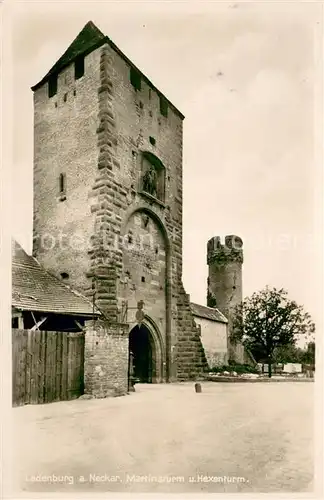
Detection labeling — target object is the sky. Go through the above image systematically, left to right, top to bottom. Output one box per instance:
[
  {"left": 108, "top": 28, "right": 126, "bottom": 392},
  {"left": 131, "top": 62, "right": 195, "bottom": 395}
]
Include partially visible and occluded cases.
[{"left": 7, "top": 1, "right": 323, "bottom": 337}]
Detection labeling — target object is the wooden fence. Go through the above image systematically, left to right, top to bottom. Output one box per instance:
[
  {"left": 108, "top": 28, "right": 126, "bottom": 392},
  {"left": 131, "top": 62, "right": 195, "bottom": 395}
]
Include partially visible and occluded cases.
[{"left": 12, "top": 329, "right": 85, "bottom": 406}]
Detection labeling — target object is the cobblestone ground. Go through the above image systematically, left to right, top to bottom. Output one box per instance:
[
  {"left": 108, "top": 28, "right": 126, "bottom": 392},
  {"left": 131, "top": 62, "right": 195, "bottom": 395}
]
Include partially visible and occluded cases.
[{"left": 12, "top": 382, "right": 314, "bottom": 494}]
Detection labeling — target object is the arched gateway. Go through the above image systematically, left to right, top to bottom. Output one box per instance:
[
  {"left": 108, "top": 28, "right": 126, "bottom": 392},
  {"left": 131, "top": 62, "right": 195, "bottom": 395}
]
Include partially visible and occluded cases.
[
  {"left": 121, "top": 207, "right": 169, "bottom": 384},
  {"left": 128, "top": 319, "right": 164, "bottom": 384}
]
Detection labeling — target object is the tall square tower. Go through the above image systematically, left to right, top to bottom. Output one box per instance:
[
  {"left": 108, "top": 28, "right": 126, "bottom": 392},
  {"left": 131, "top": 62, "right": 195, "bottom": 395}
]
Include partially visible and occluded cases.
[{"left": 32, "top": 21, "right": 207, "bottom": 384}]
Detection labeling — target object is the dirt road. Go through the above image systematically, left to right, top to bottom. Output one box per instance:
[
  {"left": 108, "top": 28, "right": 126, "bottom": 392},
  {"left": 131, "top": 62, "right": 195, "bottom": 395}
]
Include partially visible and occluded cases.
[{"left": 12, "top": 381, "right": 314, "bottom": 494}]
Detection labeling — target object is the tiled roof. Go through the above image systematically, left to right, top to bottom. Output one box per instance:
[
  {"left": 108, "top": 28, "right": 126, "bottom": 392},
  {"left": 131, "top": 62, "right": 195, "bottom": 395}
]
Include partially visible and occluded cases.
[
  {"left": 31, "top": 21, "right": 184, "bottom": 119},
  {"left": 12, "top": 240, "right": 100, "bottom": 317},
  {"left": 190, "top": 302, "right": 228, "bottom": 323}
]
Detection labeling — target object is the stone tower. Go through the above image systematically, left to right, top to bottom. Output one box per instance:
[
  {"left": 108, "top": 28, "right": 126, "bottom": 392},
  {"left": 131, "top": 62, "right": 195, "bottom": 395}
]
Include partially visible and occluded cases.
[
  {"left": 31, "top": 21, "right": 207, "bottom": 391},
  {"left": 207, "top": 235, "right": 244, "bottom": 363}
]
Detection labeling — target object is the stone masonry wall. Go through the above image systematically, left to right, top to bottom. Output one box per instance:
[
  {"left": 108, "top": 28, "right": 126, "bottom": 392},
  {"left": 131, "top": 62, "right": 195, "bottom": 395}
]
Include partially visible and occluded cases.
[
  {"left": 33, "top": 36, "right": 207, "bottom": 382},
  {"left": 85, "top": 42, "right": 208, "bottom": 379},
  {"left": 94, "top": 42, "right": 207, "bottom": 379},
  {"left": 103, "top": 43, "right": 181, "bottom": 377},
  {"left": 84, "top": 44, "right": 126, "bottom": 322},
  {"left": 33, "top": 47, "right": 101, "bottom": 291},
  {"left": 120, "top": 211, "right": 167, "bottom": 337},
  {"left": 207, "top": 235, "right": 244, "bottom": 363},
  {"left": 175, "top": 285, "right": 208, "bottom": 379},
  {"left": 84, "top": 320, "right": 129, "bottom": 397}
]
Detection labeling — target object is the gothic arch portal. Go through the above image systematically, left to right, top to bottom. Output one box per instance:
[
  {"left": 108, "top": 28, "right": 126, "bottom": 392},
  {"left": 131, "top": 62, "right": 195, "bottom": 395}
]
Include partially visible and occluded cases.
[
  {"left": 120, "top": 205, "right": 172, "bottom": 381},
  {"left": 129, "top": 316, "right": 164, "bottom": 383}
]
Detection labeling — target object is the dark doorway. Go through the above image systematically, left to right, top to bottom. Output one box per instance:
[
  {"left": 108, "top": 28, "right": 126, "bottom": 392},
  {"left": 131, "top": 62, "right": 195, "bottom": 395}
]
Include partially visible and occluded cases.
[{"left": 129, "top": 324, "right": 154, "bottom": 383}]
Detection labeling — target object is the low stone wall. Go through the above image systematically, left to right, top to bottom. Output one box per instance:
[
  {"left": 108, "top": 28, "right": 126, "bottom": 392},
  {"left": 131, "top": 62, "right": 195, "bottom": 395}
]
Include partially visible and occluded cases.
[
  {"left": 84, "top": 320, "right": 129, "bottom": 397},
  {"left": 204, "top": 375, "right": 314, "bottom": 383}
]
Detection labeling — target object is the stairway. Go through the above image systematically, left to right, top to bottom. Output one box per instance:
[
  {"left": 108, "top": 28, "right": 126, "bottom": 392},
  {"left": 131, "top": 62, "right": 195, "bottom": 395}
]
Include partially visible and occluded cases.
[{"left": 175, "top": 283, "right": 209, "bottom": 380}]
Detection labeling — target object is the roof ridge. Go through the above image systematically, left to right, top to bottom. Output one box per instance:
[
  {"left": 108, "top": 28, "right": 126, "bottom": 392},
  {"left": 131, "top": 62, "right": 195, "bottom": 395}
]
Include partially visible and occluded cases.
[
  {"left": 31, "top": 20, "right": 106, "bottom": 91},
  {"left": 31, "top": 21, "right": 184, "bottom": 119},
  {"left": 190, "top": 301, "right": 228, "bottom": 323},
  {"left": 190, "top": 301, "right": 223, "bottom": 312},
  {"left": 191, "top": 301, "right": 216, "bottom": 310}
]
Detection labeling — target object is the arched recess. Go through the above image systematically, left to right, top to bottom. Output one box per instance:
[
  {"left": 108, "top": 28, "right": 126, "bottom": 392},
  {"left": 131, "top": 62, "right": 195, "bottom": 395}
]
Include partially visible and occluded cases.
[
  {"left": 140, "top": 151, "right": 166, "bottom": 202},
  {"left": 120, "top": 205, "right": 172, "bottom": 382},
  {"left": 120, "top": 205, "right": 171, "bottom": 253},
  {"left": 128, "top": 316, "right": 165, "bottom": 383}
]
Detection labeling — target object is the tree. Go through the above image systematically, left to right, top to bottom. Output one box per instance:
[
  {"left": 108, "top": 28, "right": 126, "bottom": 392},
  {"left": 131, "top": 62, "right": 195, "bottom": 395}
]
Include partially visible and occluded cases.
[
  {"left": 231, "top": 287, "right": 314, "bottom": 377},
  {"left": 273, "top": 341, "right": 316, "bottom": 366},
  {"left": 302, "top": 341, "right": 315, "bottom": 366},
  {"left": 273, "top": 344, "right": 305, "bottom": 364}
]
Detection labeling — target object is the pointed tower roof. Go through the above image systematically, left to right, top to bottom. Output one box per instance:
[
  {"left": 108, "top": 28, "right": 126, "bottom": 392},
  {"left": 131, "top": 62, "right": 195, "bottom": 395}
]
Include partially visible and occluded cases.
[
  {"left": 31, "top": 21, "right": 106, "bottom": 90},
  {"left": 32, "top": 21, "right": 184, "bottom": 119}
]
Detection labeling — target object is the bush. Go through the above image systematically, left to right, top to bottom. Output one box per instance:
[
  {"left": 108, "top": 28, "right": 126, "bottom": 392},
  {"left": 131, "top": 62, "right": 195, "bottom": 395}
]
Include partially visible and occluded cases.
[{"left": 208, "top": 363, "right": 259, "bottom": 374}]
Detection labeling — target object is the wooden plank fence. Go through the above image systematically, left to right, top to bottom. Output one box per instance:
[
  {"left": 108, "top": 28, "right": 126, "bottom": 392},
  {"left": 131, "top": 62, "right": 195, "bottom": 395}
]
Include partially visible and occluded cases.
[{"left": 12, "top": 329, "right": 85, "bottom": 406}]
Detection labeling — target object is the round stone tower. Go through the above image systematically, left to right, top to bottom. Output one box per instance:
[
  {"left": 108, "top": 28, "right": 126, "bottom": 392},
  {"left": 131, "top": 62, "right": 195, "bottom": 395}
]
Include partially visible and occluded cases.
[{"left": 207, "top": 235, "right": 244, "bottom": 363}]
